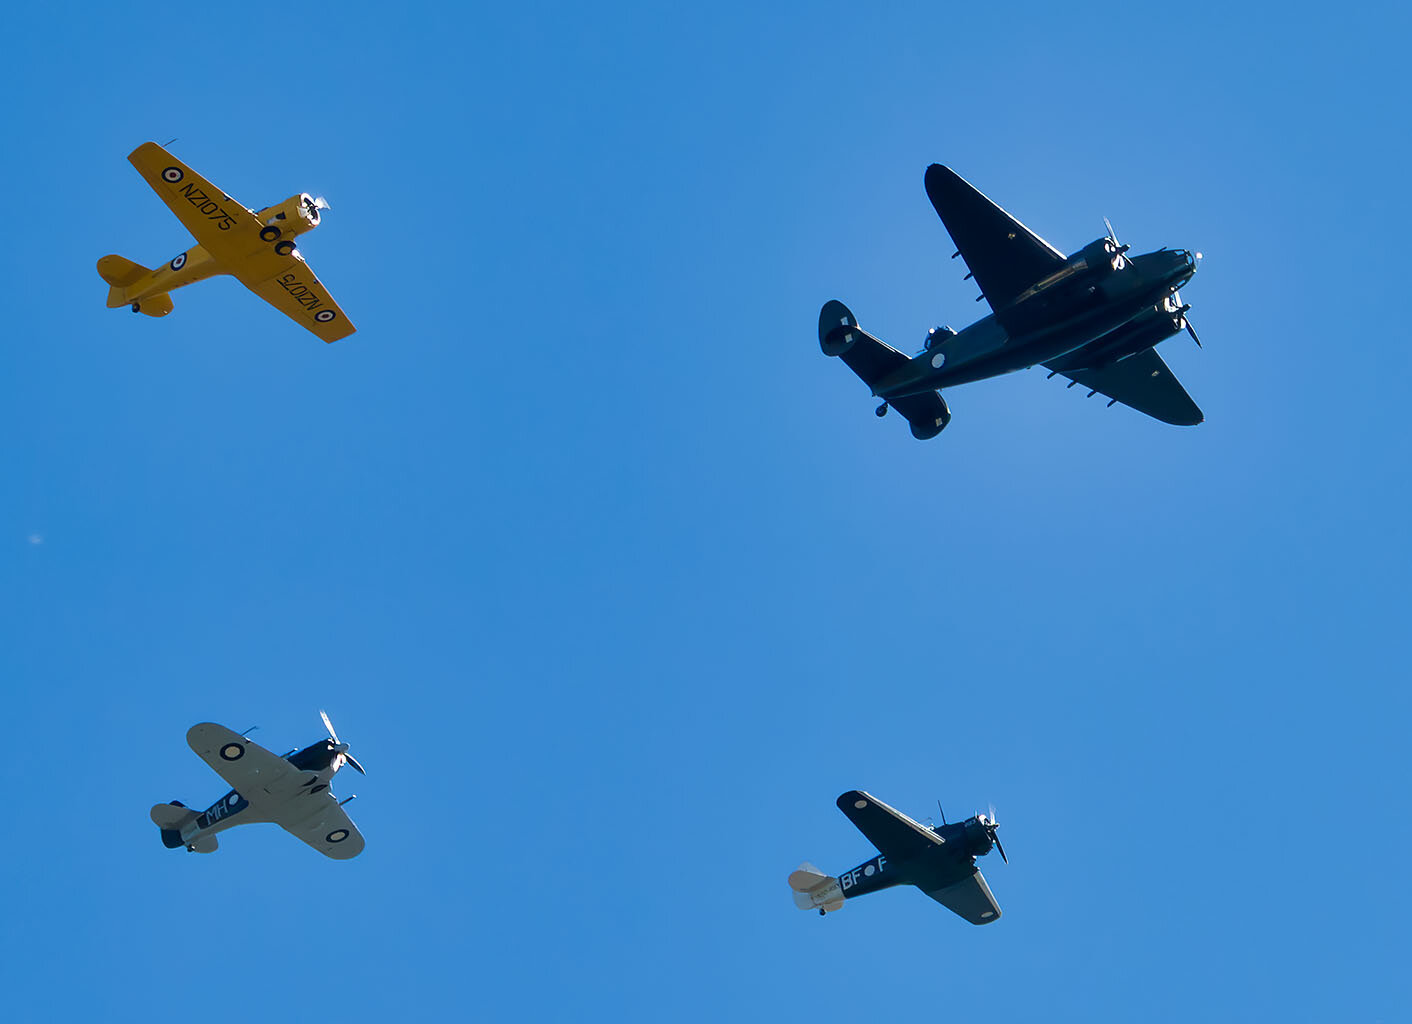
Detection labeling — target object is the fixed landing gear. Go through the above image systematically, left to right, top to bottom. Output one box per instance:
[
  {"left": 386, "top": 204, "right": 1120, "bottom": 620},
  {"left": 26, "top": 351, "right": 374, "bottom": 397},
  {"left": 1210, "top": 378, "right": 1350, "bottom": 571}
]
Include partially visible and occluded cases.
[
  {"left": 130, "top": 303, "right": 141, "bottom": 313},
  {"left": 875, "top": 402, "right": 889, "bottom": 418},
  {"left": 818, "top": 908, "right": 826, "bottom": 917}
]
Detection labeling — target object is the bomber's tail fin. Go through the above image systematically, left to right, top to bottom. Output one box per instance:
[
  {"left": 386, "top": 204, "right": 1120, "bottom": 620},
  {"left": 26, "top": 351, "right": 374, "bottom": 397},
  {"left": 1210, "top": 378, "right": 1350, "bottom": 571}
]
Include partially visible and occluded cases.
[
  {"left": 818, "top": 300, "right": 951, "bottom": 440},
  {"left": 150, "top": 801, "right": 199, "bottom": 850},
  {"left": 788, "top": 862, "right": 845, "bottom": 914}
]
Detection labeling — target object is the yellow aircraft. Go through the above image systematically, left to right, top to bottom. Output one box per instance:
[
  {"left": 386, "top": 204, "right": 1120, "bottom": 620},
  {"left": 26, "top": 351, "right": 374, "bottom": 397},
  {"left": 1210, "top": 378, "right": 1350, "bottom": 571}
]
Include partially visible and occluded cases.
[{"left": 97, "top": 142, "right": 355, "bottom": 342}]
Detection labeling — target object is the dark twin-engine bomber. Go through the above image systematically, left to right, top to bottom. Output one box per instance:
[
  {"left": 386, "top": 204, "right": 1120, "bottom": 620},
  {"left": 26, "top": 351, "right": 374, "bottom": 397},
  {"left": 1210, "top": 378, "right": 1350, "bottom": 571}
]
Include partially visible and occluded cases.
[{"left": 820, "top": 164, "right": 1205, "bottom": 439}]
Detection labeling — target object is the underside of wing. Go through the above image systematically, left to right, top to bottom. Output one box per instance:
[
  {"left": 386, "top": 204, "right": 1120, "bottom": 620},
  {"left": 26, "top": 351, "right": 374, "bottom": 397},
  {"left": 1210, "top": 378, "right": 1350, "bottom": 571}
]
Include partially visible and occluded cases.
[
  {"left": 128, "top": 142, "right": 267, "bottom": 264},
  {"left": 924, "top": 165, "right": 1065, "bottom": 319},
  {"left": 242, "top": 259, "right": 356, "bottom": 342},
  {"left": 1045, "top": 347, "right": 1203, "bottom": 425},
  {"left": 186, "top": 724, "right": 297, "bottom": 799},
  {"left": 836, "top": 791, "right": 942, "bottom": 861},
  {"left": 275, "top": 795, "right": 365, "bottom": 860},
  {"left": 923, "top": 868, "right": 1002, "bottom": 925}
]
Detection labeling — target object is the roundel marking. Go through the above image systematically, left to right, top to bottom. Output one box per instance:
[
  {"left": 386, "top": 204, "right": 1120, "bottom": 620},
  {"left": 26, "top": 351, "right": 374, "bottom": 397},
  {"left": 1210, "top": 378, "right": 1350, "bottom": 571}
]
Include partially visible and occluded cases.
[
  {"left": 162, "top": 166, "right": 184, "bottom": 184},
  {"left": 170, "top": 253, "right": 187, "bottom": 271},
  {"left": 314, "top": 310, "right": 337, "bottom": 323},
  {"left": 931, "top": 352, "right": 946, "bottom": 369},
  {"left": 219, "top": 742, "right": 245, "bottom": 761},
  {"left": 226, "top": 792, "right": 240, "bottom": 807},
  {"left": 854, "top": 799, "right": 867, "bottom": 809},
  {"left": 326, "top": 829, "right": 349, "bottom": 843},
  {"left": 863, "top": 864, "right": 875, "bottom": 877},
  {"left": 980, "top": 910, "right": 995, "bottom": 919}
]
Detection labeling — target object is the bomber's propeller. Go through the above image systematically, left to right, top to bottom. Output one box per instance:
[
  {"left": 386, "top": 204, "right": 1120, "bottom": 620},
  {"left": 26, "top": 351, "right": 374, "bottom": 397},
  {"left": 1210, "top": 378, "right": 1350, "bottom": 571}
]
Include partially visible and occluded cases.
[
  {"left": 1102, "top": 217, "right": 1131, "bottom": 268},
  {"left": 1166, "top": 292, "right": 1202, "bottom": 348},
  {"left": 318, "top": 709, "right": 366, "bottom": 775},
  {"left": 980, "top": 805, "right": 1007, "bottom": 864}
]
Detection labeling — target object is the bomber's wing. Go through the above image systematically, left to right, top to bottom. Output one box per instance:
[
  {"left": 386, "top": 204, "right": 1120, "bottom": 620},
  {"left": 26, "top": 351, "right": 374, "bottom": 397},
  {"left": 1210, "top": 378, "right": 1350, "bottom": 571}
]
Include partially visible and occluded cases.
[
  {"left": 128, "top": 142, "right": 268, "bottom": 264},
  {"left": 924, "top": 164, "right": 1065, "bottom": 321},
  {"left": 242, "top": 261, "right": 356, "bottom": 342},
  {"left": 1045, "top": 347, "right": 1203, "bottom": 425},
  {"left": 187, "top": 723, "right": 300, "bottom": 798},
  {"left": 836, "top": 790, "right": 943, "bottom": 860},
  {"left": 273, "top": 793, "right": 365, "bottom": 860},
  {"left": 923, "top": 868, "right": 1002, "bottom": 925}
]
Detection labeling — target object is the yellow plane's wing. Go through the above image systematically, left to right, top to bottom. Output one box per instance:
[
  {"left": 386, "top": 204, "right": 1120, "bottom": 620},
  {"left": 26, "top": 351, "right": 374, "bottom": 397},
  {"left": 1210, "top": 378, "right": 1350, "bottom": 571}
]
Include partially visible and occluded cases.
[
  {"left": 127, "top": 142, "right": 267, "bottom": 264},
  {"left": 242, "top": 260, "right": 356, "bottom": 343}
]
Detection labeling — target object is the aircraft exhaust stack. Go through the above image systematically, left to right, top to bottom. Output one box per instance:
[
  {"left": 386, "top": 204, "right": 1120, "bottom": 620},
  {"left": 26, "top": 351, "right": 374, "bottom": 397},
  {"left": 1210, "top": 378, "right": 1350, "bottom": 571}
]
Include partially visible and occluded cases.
[{"left": 788, "top": 862, "right": 845, "bottom": 915}]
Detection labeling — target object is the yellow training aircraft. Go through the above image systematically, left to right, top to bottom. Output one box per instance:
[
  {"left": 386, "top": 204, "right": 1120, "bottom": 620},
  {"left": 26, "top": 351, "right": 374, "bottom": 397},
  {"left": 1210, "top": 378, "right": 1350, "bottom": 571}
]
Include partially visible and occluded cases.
[{"left": 97, "top": 142, "right": 355, "bottom": 342}]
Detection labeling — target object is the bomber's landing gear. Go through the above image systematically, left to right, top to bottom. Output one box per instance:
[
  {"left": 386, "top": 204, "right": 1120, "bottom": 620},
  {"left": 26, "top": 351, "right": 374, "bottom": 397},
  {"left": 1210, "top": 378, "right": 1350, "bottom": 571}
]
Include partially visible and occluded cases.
[
  {"left": 130, "top": 303, "right": 141, "bottom": 314},
  {"left": 875, "top": 402, "right": 889, "bottom": 418}
]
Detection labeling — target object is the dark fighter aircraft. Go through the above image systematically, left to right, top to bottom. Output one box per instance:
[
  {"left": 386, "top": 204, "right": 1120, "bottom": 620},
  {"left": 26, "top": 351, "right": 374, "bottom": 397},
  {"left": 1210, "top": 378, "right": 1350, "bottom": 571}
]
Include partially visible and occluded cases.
[
  {"left": 819, "top": 164, "right": 1205, "bottom": 439},
  {"left": 790, "top": 790, "right": 1007, "bottom": 924}
]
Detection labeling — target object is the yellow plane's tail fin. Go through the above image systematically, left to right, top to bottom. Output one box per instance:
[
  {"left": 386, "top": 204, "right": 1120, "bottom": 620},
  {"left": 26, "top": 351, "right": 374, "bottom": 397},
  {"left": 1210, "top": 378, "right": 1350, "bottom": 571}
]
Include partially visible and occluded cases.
[{"left": 97, "top": 254, "right": 153, "bottom": 308}]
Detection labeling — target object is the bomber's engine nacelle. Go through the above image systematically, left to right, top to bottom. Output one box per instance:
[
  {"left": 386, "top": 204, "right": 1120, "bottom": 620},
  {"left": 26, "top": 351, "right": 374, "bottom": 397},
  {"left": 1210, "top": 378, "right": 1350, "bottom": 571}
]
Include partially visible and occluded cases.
[
  {"left": 255, "top": 194, "right": 324, "bottom": 243},
  {"left": 1073, "top": 236, "right": 1128, "bottom": 274}
]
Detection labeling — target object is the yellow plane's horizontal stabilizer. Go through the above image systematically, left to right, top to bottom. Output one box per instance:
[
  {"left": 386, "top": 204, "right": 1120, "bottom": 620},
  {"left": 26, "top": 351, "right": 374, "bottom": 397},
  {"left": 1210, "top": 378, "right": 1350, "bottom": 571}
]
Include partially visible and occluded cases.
[{"left": 97, "top": 254, "right": 152, "bottom": 307}]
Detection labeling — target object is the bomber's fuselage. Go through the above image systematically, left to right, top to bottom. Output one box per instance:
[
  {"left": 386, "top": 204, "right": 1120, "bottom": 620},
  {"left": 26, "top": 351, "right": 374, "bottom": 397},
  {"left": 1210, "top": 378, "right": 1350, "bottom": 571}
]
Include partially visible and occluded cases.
[{"left": 874, "top": 248, "right": 1197, "bottom": 400}]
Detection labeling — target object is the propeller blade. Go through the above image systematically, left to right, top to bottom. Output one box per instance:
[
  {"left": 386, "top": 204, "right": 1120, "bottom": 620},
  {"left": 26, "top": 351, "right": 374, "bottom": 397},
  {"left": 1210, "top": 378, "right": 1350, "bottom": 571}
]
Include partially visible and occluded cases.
[
  {"left": 313, "top": 195, "right": 330, "bottom": 211},
  {"left": 1186, "top": 320, "right": 1203, "bottom": 348},
  {"left": 319, "top": 709, "right": 339, "bottom": 744},
  {"left": 344, "top": 753, "right": 366, "bottom": 776},
  {"left": 993, "top": 833, "right": 1008, "bottom": 865}
]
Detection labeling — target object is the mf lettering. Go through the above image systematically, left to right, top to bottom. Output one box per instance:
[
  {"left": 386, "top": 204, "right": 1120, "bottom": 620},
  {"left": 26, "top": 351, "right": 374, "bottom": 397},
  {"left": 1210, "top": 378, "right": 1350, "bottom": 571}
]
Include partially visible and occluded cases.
[{"left": 839, "top": 855, "right": 886, "bottom": 890}]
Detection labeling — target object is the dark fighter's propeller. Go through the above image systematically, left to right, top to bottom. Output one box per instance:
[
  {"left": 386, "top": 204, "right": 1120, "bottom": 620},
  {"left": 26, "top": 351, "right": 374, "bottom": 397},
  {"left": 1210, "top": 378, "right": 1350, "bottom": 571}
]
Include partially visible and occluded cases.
[{"left": 319, "top": 709, "right": 366, "bottom": 775}]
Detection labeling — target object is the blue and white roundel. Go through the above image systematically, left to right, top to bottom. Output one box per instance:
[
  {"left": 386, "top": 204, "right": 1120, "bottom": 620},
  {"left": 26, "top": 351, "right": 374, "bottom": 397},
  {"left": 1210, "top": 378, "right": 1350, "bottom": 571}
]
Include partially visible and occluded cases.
[{"left": 170, "top": 253, "right": 187, "bottom": 271}]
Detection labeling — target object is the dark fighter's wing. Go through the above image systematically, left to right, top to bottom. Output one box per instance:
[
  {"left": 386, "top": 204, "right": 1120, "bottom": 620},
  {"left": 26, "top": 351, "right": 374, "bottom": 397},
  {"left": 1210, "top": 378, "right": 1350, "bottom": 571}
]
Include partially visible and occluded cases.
[
  {"left": 924, "top": 164, "right": 1065, "bottom": 322},
  {"left": 1045, "top": 347, "right": 1204, "bottom": 426},
  {"left": 836, "top": 790, "right": 943, "bottom": 860},
  {"left": 923, "top": 868, "right": 1002, "bottom": 925}
]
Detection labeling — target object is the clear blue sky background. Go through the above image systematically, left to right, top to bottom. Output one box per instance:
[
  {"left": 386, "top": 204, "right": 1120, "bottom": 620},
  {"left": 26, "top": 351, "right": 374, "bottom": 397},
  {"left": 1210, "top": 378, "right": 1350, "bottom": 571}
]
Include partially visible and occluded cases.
[{"left": 2, "top": 2, "right": 1407, "bottom": 1020}]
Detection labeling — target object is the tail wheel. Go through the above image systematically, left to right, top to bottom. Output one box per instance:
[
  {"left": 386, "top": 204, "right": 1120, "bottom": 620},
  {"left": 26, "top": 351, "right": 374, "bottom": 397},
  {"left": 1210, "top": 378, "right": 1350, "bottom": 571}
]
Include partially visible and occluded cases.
[
  {"left": 259, "top": 226, "right": 282, "bottom": 242},
  {"left": 274, "top": 240, "right": 296, "bottom": 257},
  {"left": 130, "top": 303, "right": 141, "bottom": 314}
]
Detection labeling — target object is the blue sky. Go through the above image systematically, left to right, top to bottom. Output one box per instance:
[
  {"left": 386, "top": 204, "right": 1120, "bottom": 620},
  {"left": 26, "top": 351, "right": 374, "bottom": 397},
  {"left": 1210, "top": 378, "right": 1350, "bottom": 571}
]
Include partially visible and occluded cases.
[{"left": 2, "top": 2, "right": 1407, "bottom": 1020}]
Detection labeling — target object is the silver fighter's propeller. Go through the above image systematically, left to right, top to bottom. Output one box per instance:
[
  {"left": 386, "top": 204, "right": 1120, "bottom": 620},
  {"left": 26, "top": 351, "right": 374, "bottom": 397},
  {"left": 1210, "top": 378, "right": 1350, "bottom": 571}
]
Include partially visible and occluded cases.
[
  {"left": 319, "top": 709, "right": 366, "bottom": 775},
  {"left": 980, "top": 804, "right": 1007, "bottom": 864}
]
